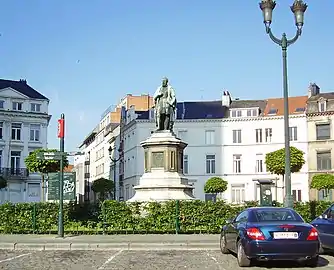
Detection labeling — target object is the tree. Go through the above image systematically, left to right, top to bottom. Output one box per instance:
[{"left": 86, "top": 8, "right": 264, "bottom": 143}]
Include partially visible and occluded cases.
[
  {"left": 265, "top": 146, "right": 305, "bottom": 179},
  {"left": 25, "top": 148, "right": 69, "bottom": 201},
  {"left": 310, "top": 174, "right": 334, "bottom": 200},
  {"left": 204, "top": 177, "right": 228, "bottom": 194},
  {"left": 91, "top": 178, "right": 114, "bottom": 201}
]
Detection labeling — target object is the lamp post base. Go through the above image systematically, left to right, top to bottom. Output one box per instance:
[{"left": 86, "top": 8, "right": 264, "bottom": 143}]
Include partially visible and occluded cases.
[{"left": 284, "top": 194, "right": 294, "bottom": 208}]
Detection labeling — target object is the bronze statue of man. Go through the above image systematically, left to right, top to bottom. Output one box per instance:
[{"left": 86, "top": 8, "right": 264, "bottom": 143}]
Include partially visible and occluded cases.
[{"left": 153, "top": 77, "right": 177, "bottom": 131}]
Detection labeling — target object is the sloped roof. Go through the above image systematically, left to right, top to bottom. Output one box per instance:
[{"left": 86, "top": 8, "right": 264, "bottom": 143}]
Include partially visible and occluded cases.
[
  {"left": 0, "top": 79, "right": 48, "bottom": 100},
  {"left": 264, "top": 96, "right": 308, "bottom": 116}
]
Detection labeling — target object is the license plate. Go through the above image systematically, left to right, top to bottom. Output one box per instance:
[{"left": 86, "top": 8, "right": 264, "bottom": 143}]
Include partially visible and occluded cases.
[{"left": 273, "top": 232, "right": 298, "bottom": 239}]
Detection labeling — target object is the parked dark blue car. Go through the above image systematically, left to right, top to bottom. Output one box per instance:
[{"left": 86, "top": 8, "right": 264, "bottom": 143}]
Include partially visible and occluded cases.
[
  {"left": 311, "top": 203, "right": 334, "bottom": 253},
  {"left": 220, "top": 207, "right": 320, "bottom": 267}
]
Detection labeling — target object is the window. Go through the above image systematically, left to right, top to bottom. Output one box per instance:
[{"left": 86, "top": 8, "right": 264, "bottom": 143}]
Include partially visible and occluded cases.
[
  {"left": 0, "top": 100, "right": 4, "bottom": 109},
  {"left": 319, "top": 101, "right": 326, "bottom": 112},
  {"left": 12, "top": 102, "right": 22, "bottom": 111},
  {"left": 31, "top": 103, "right": 41, "bottom": 112},
  {"left": 268, "top": 108, "right": 277, "bottom": 115},
  {"left": 247, "top": 109, "right": 258, "bottom": 117},
  {"left": 231, "top": 110, "right": 242, "bottom": 117},
  {"left": 0, "top": 122, "right": 3, "bottom": 139},
  {"left": 11, "top": 123, "right": 21, "bottom": 140},
  {"left": 30, "top": 124, "right": 40, "bottom": 141},
  {"left": 316, "top": 124, "right": 330, "bottom": 140},
  {"left": 289, "top": 126, "right": 298, "bottom": 141},
  {"left": 265, "top": 128, "right": 272, "bottom": 142},
  {"left": 232, "top": 129, "right": 242, "bottom": 143},
  {"left": 255, "top": 129, "right": 262, "bottom": 143},
  {"left": 178, "top": 130, "right": 187, "bottom": 140},
  {"left": 205, "top": 130, "right": 215, "bottom": 144},
  {"left": 0, "top": 150, "right": 2, "bottom": 168},
  {"left": 10, "top": 151, "right": 21, "bottom": 173},
  {"left": 317, "top": 151, "right": 331, "bottom": 171},
  {"left": 206, "top": 154, "right": 215, "bottom": 174},
  {"left": 233, "top": 154, "right": 241, "bottom": 173},
  {"left": 256, "top": 154, "right": 263, "bottom": 173},
  {"left": 183, "top": 155, "right": 188, "bottom": 174},
  {"left": 96, "top": 163, "right": 104, "bottom": 176},
  {"left": 125, "top": 185, "right": 130, "bottom": 200},
  {"left": 232, "top": 185, "right": 246, "bottom": 205},
  {"left": 292, "top": 189, "right": 302, "bottom": 202},
  {"left": 318, "top": 189, "right": 332, "bottom": 201},
  {"left": 255, "top": 209, "right": 302, "bottom": 222}
]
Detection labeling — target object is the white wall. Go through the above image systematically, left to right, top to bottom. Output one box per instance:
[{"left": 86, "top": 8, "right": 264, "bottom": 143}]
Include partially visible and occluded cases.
[
  {"left": 0, "top": 87, "right": 50, "bottom": 203},
  {"left": 222, "top": 115, "right": 309, "bottom": 203},
  {"left": 120, "top": 119, "right": 224, "bottom": 201}
]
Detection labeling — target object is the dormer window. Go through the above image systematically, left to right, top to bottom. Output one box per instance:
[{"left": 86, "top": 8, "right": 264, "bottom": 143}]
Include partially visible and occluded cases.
[
  {"left": 319, "top": 101, "right": 326, "bottom": 112},
  {"left": 268, "top": 108, "right": 278, "bottom": 115},
  {"left": 247, "top": 109, "right": 258, "bottom": 117},
  {"left": 231, "top": 110, "right": 242, "bottom": 118}
]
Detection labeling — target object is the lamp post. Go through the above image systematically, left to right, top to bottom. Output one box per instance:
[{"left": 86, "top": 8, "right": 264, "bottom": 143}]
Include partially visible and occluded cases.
[
  {"left": 259, "top": 0, "right": 307, "bottom": 208},
  {"left": 108, "top": 146, "right": 122, "bottom": 200}
]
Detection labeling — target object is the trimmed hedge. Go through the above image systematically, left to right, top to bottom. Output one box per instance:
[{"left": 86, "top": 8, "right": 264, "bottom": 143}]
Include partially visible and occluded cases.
[{"left": 0, "top": 200, "right": 332, "bottom": 234}]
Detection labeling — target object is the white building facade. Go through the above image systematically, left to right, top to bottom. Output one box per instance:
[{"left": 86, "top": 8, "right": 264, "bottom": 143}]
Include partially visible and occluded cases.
[
  {"left": 0, "top": 79, "right": 50, "bottom": 203},
  {"left": 116, "top": 92, "right": 310, "bottom": 203},
  {"left": 74, "top": 109, "right": 120, "bottom": 202}
]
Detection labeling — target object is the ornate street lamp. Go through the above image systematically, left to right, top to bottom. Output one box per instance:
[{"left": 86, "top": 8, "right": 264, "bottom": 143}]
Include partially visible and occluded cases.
[
  {"left": 259, "top": 0, "right": 307, "bottom": 208},
  {"left": 108, "top": 145, "right": 122, "bottom": 200}
]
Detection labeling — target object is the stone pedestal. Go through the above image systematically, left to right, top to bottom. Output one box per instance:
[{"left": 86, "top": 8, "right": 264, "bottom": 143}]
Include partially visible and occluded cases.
[{"left": 128, "top": 131, "right": 195, "bottom": 202}]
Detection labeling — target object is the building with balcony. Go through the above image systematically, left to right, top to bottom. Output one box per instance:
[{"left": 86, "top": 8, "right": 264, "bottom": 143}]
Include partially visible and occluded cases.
[
  {"left": 0, "top": 79, "right": 50, "bottom": 203},
  {"left": 306, "top": 83, "right": 334, "bottom": 201},
  {"left": 74, "top": 94, "right": 153, "bottom": 202}
]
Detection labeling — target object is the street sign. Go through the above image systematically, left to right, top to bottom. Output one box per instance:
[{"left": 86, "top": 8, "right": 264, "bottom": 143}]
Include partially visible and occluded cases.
[
  {"left": 36, "top": 152, "right": 65, "bottom": 161},
  {"left": 47, "top": 172, "right": 76, "bottom": 201}
]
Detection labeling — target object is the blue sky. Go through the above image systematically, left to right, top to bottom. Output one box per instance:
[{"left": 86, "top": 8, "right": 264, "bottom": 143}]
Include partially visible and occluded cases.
[{"left": 0, "top": 1, "right": 332, "bottom": 155}]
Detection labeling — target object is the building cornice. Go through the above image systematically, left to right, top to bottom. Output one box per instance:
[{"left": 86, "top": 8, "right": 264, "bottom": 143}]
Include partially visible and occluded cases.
[
  {"left": 0, "top": 110, "right": 51, "bottom": 120},
  {"left": 306, "top": 111, "right": 334, "bottom": 117},
  {"left": 128, "top": 114, "right": 306, "bottom": 126}
]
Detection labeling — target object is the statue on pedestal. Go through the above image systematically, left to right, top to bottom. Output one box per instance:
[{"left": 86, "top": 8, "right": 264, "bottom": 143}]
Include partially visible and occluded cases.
[{"left": 153, "top": 77, "right": 177, "bottom": 132}]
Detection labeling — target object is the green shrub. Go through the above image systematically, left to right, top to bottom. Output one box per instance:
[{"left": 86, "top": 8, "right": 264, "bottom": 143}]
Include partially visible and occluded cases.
[{"left": 0, "top": 200, "right": 332, "bottom": 234}]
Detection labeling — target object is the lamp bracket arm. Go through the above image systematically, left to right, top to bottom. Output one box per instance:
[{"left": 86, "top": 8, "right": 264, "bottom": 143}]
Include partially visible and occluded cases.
[
  {"left": 266, "top": 27, "right": 282, "bottom": 46},
  {"left": 287, "top": 29, "right": 301, "bottom": 46}
]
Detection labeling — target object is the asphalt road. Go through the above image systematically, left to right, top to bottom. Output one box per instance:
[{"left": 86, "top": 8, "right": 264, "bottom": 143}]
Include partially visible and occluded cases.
[{"left": 1, "top": 250, "right": 334, "bottom": 270}]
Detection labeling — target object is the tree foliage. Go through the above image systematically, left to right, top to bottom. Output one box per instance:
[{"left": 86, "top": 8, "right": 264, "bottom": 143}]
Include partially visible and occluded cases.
[
  {"left": 265, "top": 146, "right": 305, "bottom": 177},
  {"left": 24, "top": 148, "right": 69, "bottom": 174},
  {"left": 310, "top": 174, "right": 334, "bottom": 190},
  {"left": 0, "top": 176, "right": 7, "bottom": 190},
  {"left": 204, "top": 177, "right": 228, "bottom": 194},
  {"left": 92, "top": 178, "right": 114, "bottom": 201}
]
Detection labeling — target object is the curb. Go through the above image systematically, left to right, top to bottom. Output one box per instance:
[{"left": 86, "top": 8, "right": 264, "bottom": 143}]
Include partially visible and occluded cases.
[{"left": 0, "top": 242, "right": 220, "bottom": 251}]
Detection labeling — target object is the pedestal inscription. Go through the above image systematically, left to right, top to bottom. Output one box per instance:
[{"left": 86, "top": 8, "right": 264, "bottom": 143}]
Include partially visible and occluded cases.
[{"left": 151, "top": 151, "right": 164, "bottom": 168}]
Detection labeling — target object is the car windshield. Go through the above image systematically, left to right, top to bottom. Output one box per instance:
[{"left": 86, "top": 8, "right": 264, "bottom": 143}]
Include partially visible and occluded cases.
[{"left": 254, "top": 209, "right": 303, "bottom": 222}]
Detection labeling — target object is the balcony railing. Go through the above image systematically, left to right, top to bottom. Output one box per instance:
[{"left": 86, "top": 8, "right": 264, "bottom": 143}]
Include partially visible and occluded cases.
[{"left": 0, "top": 168, "right": 29, "bottom": 178}]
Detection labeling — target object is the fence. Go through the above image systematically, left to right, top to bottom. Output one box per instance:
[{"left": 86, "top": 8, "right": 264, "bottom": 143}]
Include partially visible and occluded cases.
[{"left": 0, "top": 200, "right": 331, "bottom": 235}]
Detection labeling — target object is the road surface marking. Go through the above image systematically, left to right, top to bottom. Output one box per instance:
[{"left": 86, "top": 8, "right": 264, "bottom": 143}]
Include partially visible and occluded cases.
[
  {"left": 98, "top": 249, "right": 123, "bottom": 270},
  {"left": 0, "top": 253, "right": 31, "bottom": 263}
]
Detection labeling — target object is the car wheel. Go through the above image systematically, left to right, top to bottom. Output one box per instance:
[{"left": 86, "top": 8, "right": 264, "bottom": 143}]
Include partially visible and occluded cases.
[
  {"left": 220, "top": 233, "right": 229, "bottom": 254},
  {"left": 237, "top": 240, "right": 251, "bottom": 267},
  {"left": 304, "top": 255, "right": 319, "bottom": 267}
]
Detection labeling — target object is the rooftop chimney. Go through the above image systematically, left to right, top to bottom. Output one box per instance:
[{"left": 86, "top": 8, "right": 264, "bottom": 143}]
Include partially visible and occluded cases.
[
  {"left": 19, "top": 79, "right": 27, "bottom": 84},
  {"left": 308, "top": 83, "right": 320, "bottom": 98},
  {"left": 222, "top": 90, "right": 232, "bottom": 107}
]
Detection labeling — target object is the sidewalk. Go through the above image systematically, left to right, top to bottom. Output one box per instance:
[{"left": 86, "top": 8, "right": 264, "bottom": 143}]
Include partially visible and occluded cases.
[{"left": 0, "top": 234, "right": 220, "bottom": 251}]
